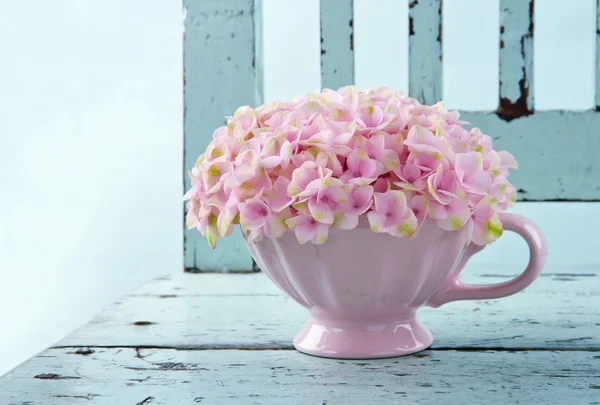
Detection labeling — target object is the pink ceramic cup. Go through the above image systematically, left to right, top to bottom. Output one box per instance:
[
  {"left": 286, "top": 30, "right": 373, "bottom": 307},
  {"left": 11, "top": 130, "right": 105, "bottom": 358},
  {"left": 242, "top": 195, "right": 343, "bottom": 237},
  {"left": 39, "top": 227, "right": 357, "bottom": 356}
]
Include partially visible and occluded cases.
[{"left": 245, "top": 213, "right": 547, "bottom": 359}]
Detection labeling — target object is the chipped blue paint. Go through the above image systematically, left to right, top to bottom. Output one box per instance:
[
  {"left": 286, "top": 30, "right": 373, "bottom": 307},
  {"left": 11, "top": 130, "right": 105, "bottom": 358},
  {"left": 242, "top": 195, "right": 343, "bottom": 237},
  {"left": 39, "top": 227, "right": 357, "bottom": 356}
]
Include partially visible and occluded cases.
[
  {"left": 183, "top": 0, "right": 262, "bottom": 271},
  {"left": 320, "top": 0, "right": 354, "bottom": 89},
  {"left": 408, "top": 0, "right": 442, "bottom": 105},
  {"left": 498, "top": 0, "right": 534, "bottom": 117}
]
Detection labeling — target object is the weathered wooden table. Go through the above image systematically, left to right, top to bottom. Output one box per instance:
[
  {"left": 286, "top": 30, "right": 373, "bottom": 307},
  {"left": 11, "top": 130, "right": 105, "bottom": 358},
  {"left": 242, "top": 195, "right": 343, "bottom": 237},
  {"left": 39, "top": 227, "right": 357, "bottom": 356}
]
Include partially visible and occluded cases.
[{"left": 1, "top": 267, "right": 599, "bottom": 404}]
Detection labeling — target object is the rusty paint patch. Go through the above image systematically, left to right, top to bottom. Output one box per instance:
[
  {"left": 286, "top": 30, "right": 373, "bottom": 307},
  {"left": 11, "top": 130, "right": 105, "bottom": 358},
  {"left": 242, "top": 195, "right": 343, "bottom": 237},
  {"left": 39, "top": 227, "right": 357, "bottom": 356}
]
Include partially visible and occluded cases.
[
  {"left": 409, "top": 0, "right": 418, "bottom": 8},
  {"left": 528, "top": 0, "right": 535, "bottom": 34},
  {"left": 409, "top": 16, "right": 415, "bottom": 36},
  {"left": 500, "top": 40, "right": 504, "bottom": 49},
  {"left": 497, "top": 71, "right": 533, "bottom": 122}
]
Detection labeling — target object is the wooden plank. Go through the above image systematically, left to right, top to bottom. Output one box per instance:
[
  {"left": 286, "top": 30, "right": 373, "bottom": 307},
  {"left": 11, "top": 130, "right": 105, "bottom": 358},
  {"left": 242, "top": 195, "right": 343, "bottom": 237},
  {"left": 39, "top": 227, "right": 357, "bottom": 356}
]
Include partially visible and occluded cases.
[
  {"left": 183, "top": 0, "right": 262, "bottom": 271},
  {"left": 320, "top": 0, "right": 354, "bottom": 89},
  {"left": 408, "top": 0, "right": 442, "bottom": 105},
  {"left": 498, "top": 0, "right": 534, "bottom": 120},
  {"left": 597, "top": 0, "right": 600, "bottom": 109},
  {"left": 461, "top": 111, "right": 600, "bottom": 200},
  {"left": 57, "top": 273, "right": 600, "bottom": 350},
  {"left": 2, "top": 348, "right": 598, "bottom": 404}
]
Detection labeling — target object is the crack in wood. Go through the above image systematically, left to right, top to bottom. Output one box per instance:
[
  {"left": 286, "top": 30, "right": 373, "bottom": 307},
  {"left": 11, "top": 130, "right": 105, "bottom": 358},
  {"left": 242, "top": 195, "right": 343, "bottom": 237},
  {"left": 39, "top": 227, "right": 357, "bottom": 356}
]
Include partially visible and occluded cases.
[
  {"left": 50, "top": 344, "right": 600, "bottom": 353},
  {"left": 34, "top": 373, "right": 81, "bottom": 380},
  {"left": 54, "top": 393, "right": 100, "bottom": 400},
  {"left": 135, "top": 396, "right": 154, "bottom": 405}
]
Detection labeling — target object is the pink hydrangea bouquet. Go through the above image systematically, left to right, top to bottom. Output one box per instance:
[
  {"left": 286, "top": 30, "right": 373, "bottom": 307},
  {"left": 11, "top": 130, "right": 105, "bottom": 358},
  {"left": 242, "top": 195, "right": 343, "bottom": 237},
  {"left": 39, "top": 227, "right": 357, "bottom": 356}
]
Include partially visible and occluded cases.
[{"left": 184, "top": 86, "right": 518, "bottom": 249}]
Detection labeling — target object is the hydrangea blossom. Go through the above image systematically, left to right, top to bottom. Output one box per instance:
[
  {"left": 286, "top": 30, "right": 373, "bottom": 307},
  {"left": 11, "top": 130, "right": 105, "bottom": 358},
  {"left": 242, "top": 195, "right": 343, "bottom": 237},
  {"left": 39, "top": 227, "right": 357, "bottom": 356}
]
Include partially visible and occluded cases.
[{"left": 184, "top": 86, "right": 518, "bottom": 248}]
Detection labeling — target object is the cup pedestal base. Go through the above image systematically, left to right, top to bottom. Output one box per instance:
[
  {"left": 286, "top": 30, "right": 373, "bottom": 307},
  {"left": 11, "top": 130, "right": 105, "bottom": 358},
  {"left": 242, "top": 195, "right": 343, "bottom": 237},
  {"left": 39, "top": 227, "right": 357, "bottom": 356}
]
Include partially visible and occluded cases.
[{"left": 293, "top": 311, "right": 433, "bottom": 359}]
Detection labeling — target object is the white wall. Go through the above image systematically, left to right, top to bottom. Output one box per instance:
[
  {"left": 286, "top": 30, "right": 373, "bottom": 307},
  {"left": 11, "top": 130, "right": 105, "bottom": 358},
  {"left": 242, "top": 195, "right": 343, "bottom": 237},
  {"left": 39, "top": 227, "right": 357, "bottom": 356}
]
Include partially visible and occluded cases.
[
  {"left": 0, "top": 0, "right": 597, "bottom": 376},
  {"left": 0, "top": 0, "right": 183, "bottom": 376}
]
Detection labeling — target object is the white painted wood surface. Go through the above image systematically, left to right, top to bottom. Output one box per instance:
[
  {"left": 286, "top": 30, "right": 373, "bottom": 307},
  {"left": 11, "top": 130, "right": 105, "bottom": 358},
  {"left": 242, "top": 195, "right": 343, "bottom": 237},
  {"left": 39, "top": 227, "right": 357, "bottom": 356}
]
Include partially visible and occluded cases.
[
  {"left": 2, "top": 271, "right": 599, "bottom": 403},
  {"left": 55, "top": 273, "right": 600, "bottom": 351},
  {"left": 1, "top": 348, "right": 599, "bottom": 404}
]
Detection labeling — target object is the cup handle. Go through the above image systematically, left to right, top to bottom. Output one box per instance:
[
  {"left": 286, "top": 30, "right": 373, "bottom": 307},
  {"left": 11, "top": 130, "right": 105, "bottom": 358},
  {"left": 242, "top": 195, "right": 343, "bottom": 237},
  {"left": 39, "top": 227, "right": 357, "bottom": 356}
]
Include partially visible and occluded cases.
[{"left": 427, "top": 213, "right": 547, "bottom": 308}]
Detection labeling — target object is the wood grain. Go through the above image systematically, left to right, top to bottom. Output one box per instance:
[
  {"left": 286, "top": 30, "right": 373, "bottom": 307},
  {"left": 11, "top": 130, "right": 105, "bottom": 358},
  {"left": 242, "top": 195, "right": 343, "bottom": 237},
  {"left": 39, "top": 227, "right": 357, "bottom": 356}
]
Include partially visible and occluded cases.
[
  {"left": 57, "top": 273, "right": 600, "bottom": 351},
  {"left": 1, "top": 348, "right": 598, "bottom": 404}
]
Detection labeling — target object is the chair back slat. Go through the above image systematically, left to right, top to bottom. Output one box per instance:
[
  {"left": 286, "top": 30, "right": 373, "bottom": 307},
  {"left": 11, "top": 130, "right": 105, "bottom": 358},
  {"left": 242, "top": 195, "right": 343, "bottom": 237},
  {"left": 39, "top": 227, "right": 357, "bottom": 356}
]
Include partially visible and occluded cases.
[
  {"left": 183, "top": 0, "right": 262, "bottom": 272},
  {"left": 183, "top": 0, "right": 599, "bottom": 271},
  {"left": 320, "top": 0, "right": 355, "bottom": 89},
  {"left": 408, "top": 0, "right": 443, "bottom": 105},
  {"left": 498, "top": 0, "right": 534, "bottom": 119}
]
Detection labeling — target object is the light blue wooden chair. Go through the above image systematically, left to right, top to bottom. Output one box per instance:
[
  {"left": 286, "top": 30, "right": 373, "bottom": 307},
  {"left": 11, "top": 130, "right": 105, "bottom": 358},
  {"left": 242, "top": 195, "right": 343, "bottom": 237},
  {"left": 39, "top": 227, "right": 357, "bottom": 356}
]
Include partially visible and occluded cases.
[{"left": 183, "top": 0, "right": 599, "bottom": 272}]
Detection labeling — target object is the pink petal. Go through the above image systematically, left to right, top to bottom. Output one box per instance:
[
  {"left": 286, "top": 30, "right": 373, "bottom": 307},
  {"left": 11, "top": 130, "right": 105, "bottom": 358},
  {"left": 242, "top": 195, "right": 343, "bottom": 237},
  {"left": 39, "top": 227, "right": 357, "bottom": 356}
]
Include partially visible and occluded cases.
[
  {"left": 368, "top": 132, "right": 385, "bottom": 157},
  {"left": 385, "top": 132, "right": 404, "bottom": 154},
  {"left": 346, "top": 149, "right": 369, "bottom": 173},
  {"left": 380, "top": 149, "right": 400, "bottom": 173},
  {"left": 498, "top": 150, "right": 518, "bottom": 169},
  {"left": 455, "top": 151, "right": 483, "bottom": 179},
  {"left": 260, "top": 156, "right": 282, "bottom": 170},
  {"left": 359, "top": 158, "right": 378, "bottom": 178},
  {"left": 427, "top": 165, "right": 452, "bottom": 205},
  {"left": 464, "top": 170, "right": 492, "bottom": 195},
  {"left": 265, "top": 177, "right": 295, "bottom": 212},
  {"left": 349, "top": 177, "right": 377, "bottom": 186},
  {"left": 373, "top": 177, "right": 390, "bottom": 193},
  {"left": 353, "top": 185, "right": 374, "bottom": 208},
  {"left": 324, "top": 186, "right": 348, "bottom": 203},
  {"left": 389, "top": 190, "right": 408, "bottom": 218},
  {"left": 373, "top": 191, "right": 394, "bottom": 214},
  {"left": 411, "top": 194, "right": 429, "bottom": 227},
  {"left": 308, "top": 198, "right": 334, "bottom": 224},
  {"left": 239, "top": 200, "right": 269, "bottom": 229},
  {"left": 437, "top": 200, "right": 471, "bottom": 231},
  {"left": 217, "top": 207, "right": 237, "bottom": 237},
  {"left": 265, "top": 209, "right": 291, "bottom": 239},
  {"left": 393, "top": 210, "right": 419, "bottom": 238},
  {"left": 367, "top": 211, "right": 387, "bottom": 233},
  {"left": 333, "top": 213, "right": 359, "bottom": 230},
  {"left": 471, "top": 214, "right": 503, "bottom": 245},
  {"left": 294, "top": 223, "right": 316, "bottom": 244},
  {"left": 313, "top": 223, "right": 330, "bottom": 244}
]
